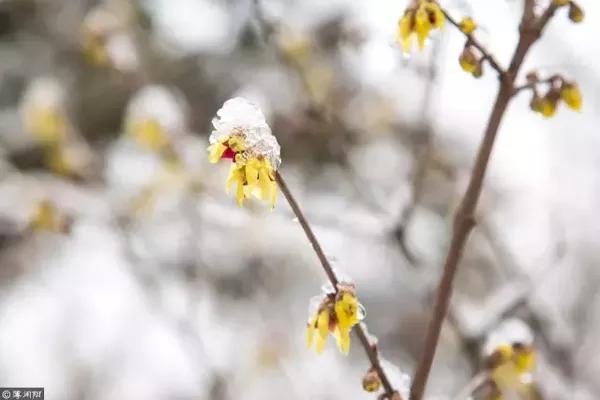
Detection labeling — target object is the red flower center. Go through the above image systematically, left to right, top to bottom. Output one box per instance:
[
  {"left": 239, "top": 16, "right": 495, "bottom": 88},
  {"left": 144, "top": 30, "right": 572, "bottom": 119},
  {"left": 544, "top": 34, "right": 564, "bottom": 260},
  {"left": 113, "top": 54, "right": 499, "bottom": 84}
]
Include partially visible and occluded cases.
[{"left": 222, "top": 147, "right": 236, "bottom": 160}]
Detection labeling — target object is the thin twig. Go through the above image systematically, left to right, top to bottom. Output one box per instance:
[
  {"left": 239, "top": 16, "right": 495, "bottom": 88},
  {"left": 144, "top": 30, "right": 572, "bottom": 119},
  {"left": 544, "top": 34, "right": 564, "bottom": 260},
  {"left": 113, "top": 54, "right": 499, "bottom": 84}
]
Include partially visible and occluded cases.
[
  {"left": 409, "top": 3, "right": 558, "bottom": 399},
  {"left": 440, "top": 9, "right": 505, "bottom": 75},
  {"left": 512, "top": 75, "right": 561, "bottom": 96},
  {"left": 275, "top": 171, "right": 398, "bottom": 399},
  {"left": 451, "top": 371, "right": 489, "bottom": 400}
]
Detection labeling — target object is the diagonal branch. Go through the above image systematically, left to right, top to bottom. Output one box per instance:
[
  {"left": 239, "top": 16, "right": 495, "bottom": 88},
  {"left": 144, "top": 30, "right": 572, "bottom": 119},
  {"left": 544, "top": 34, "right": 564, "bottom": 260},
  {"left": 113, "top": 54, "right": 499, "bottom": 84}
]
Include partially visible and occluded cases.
[
  {"left": 409, "top": 3, "right": 559, "bottom": 400},
  {"left": 440, "top": 9, "right": 505, "bottom": 75},
  {"left": 275, "top": 171, "right": 398, "bottom": 399}
]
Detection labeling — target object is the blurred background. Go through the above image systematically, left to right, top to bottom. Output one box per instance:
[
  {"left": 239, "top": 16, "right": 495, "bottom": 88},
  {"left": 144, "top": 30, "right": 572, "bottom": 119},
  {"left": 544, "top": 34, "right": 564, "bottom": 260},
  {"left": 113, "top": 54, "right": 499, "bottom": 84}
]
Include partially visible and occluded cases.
[{"left": 0, "top": 0, "right": 598, "bottom": 399}]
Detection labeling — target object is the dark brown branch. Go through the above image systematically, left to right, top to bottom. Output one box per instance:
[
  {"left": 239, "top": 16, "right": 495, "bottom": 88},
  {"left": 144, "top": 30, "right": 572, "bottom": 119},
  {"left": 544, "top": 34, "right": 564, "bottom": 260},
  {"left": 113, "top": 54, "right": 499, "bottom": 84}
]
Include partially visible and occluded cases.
[
  {"left": 409, "top": 3, "right": 559, "bottom": 400},
  {"left": 440, "top": 9, "right": 505, "bottom": 75},
  {"left": 275, "top": 171, "right": 398, "bottom": 399}
]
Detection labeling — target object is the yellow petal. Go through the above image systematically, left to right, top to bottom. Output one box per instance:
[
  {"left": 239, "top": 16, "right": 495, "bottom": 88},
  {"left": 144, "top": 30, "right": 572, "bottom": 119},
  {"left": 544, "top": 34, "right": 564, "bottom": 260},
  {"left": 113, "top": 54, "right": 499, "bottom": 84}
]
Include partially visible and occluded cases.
[
  {"left": 415, "top": 7, "right": 431, "bottom": 50},
  {"left": 397, "top": 14, "right": 413, "bottom": 52},
  {"left": 561, "top": 84, "right": 582, "bottom": 111},
  {"left": 541, "top": 99, "right": 557, "bottom": 117},
  {"left": 208, "top": 142, "right": 227, "bottom": 163},
  {"left": 245, "top": 158, "right": 259, "bottom": 191},
  {"left": 258, "top": 163, "right": 272, "bottom": 201},
  {"left": 225, "top": 164, "right": 238, "bottom": 193},
  {"left": 235, "top": 174, "right": 245, "bottom": 206},
  {"left": 316, "top": 310, "right": 330, "bottom": 354},
  {"left": 334, "top": 326, "right": 351, "bottom": 355},
  {"left": 514, "top": 349, "right": 536, "bottom": 373}
]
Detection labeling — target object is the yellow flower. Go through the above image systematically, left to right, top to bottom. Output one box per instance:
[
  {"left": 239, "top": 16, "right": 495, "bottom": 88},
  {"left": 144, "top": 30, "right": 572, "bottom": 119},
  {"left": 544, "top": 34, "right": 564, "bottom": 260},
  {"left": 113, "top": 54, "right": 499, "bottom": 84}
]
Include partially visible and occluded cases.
[
  {"left": 397, "top": 0, "right": 445, "bottom": 53},
  {"left": 553, "top": 0, "right": 569, "bottom": 6},
  {"left": 568, "top": 2, "right": 584, "bottom": 23},
  {"left": 459, "top": 17, "right": 477, "bottom": 34},
  {"left": 459, "top": 46, "right": 478, "bottom": 74},
  {"left": 560, "top": 82, "right": 582, "bottom": 111},
  {"left": 531, "top": 89, "right": 560, "bottom": 118},
  {"left": 209, "top": 98, "right": 281, "bottom": 208},
  {"left": 540, "top": 98, "right": 558, "bottom": 117},
  {"left": 25, "top": 107, "right": 68, "bottom": 145},
  {"left": 127, "top": 118, "right": 170, "bottom": 152},
  {"left": 29, "top": 200, "right": 71, "bottom": 233},
  {"left": 306, "top": 284, "right": 364, "bottom": 355},
  {"left": 485, "top": 342, "right": 536, "bottom": 396},
  {"left": 362, "top": 368, "right": 382, "bottom": 393}
]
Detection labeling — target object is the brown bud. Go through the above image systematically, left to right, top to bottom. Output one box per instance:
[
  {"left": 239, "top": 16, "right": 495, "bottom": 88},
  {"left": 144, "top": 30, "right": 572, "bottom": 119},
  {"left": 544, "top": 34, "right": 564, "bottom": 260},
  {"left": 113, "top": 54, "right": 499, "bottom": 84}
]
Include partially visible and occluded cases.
[
  {"left": 568, "top": 2, "right": 584, "bottom": 23},
  {"left": 459, "top": 45, "right": 478, "bottom": 74},
  {"left": 472, "top": 60, "right": 484, "bottom": 78},
  {"left": 525, "top": 71, "right": 539, "bottom": 84},
  {"left": 530, "top": 95, "right": 544, "bottom": 113},
  {"left": 362, "top": 368, "right": 382, "bottom": 393}
]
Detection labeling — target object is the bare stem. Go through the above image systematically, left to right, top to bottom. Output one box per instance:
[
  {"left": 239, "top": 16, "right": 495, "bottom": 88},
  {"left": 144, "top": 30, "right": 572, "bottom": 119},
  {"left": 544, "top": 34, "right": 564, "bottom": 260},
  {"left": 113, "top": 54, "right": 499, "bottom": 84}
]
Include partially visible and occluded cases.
[
  {"left": 409, "top": 3, "right": 557, "bottom": 400},
  {"left": 275, "top": 170, "right": 398, "bottom": 399}
]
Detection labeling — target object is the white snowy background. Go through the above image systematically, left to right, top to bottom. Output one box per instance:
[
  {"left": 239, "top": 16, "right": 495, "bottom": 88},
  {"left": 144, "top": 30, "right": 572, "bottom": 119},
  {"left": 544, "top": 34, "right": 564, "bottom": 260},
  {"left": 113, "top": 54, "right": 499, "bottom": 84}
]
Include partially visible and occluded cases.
[{"left": 0, "top": 0, "right": 598, "bottom": 399}]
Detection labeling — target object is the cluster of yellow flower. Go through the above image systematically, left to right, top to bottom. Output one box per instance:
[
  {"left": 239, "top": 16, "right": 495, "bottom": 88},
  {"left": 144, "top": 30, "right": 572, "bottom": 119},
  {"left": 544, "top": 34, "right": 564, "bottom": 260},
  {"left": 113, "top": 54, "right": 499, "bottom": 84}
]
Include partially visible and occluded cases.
[
  {"left": 396, "top": 0, "right": 445, "bottom": 53},
  {"left": 80, "top": 3, "right": 138, "bottom": 73},
  {"left": 529, "top": 75, "right": 582, "bottom": 117},
  {"left": 20, "top": 78, "right": 91, "bottom": 178},
  {"left": 207, "top": 98, "right": 280, "bottom": 208},
  {"left": 28, "top": 200, "right": 72, "bottom": 234},
  {"left": 306, "top": 283, "right": 365, "bottom": 355},
  {"left": 478, "top": 319, "right": 538, "bottom": 400},
  {"left": 483, "top": 342, "right": 536, "bottom": 400}
]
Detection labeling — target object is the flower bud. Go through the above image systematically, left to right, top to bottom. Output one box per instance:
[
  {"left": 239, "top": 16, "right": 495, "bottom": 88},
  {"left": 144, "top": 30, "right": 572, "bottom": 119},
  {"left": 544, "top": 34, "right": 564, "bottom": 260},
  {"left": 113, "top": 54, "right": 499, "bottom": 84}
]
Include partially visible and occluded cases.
[
  {"left": 568, "top": 2, "right": 584, "bottom": 23},
  {"left": 459, "top": 17, "right": 477, "bottom": 34},
  {"left": 459, "top": 46, "right": 478, "bottom": 74},
  {"left": 472, "top": 60, "right": 484, "bottom": 78},
  {"left": 525, "top": 71, "right": 539, "bottom": 85},
  {"left": 560, "top": 81, "right": 582, "bottom": 111},
  {"left": 362, "top": 368, "right": 382, "bottom": 393}
]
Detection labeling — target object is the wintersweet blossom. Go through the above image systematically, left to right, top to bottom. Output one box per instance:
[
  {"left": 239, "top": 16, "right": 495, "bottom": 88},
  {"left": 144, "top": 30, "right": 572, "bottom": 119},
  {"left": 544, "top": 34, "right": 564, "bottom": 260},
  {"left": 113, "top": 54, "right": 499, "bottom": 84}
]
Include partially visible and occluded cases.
[
  {"left": 397, "top": 0, "right": 445, "bottom": 53},
  {"left": 20, "top": 78, "right": 69, "bottom": 145},
  {"left": 207, "top": 97, "right": 281, "bottom": 208},
  {"left": 306, "top": 283, "right": 365, "bottom": 355},
  {"left": 483, "top": 320, "right": 536, "bottom": 397}
]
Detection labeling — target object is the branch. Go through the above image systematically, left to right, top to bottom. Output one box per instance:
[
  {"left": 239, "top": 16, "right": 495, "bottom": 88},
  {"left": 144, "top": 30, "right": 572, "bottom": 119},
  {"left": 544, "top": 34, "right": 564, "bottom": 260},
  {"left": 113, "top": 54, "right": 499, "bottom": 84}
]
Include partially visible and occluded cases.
[
  {"left": 409, "top": 4, "right": 560, "bottom": 399},
  {"left": 440, "top": 9, "right": 505, "bottom": 75},
  {"left": 275, "top": 171, "right": 398, "bottom": 399},
  {"left": 451, "top": 371, "right": 489, "bottom": 400}
]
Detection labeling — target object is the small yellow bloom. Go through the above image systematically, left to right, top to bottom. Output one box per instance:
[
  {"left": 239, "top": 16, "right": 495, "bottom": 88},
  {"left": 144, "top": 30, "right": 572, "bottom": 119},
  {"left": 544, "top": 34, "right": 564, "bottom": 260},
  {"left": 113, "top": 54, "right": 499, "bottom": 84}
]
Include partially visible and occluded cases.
[
  {"left": 396, "top": 0, "right": 445, "bottom": 53},
  {"left": 553, "top": 0, "right": 569, "bottom": 6},
  {"left": 568, "top": 2, "right": 584, "bottom": 23},
  {"left": 459, "top": 17, "right": 477, "bottom": 34},
  {"left": 459, "top": 46, "right": 478, "bottom": 74},
  {"left": 561, "top": 82, "right": 582, "bottom": 111},
  {"left": 209, "top": 98, "right": 281, "bottom": 208},
  {"left": 541, "top": 98, "right": 558, "bottom": 117},
  {"left": 25, "top": 107, "right": 68, "bottom": 145},
  {"left": 127, "top": 119, "right": 170, "bottom": 152},
  {"left": 29, "top": 200, "right": 71, "bottom": 233},
  {"left": 306, "top": 283, "right": 364, "bottom": 355},
  {"left": 485, "top": 342, "right": 537, "bottom": 396},
  {"left": 512, "top": 343, "right": 536, "bottom": 374},
  {"left": 362, "top": 368, "right": 382, "bottom": 393}
]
